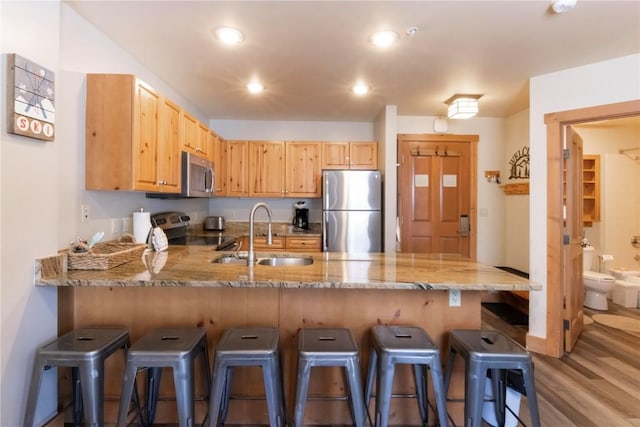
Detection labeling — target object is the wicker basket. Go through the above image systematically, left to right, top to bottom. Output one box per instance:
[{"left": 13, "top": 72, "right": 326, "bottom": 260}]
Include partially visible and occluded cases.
[{"left": 67, "top": 241, "right": 147, "bottom": 270}]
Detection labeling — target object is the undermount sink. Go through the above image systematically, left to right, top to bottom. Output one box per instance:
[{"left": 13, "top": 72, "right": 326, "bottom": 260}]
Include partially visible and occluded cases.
[
  {"left": 211, "top": 254, "right": 313, "bottom": 266},
  {"left": 211, "top": 255, "right": 247, "bottom": 265},
  {"left": 256, "top": 256, "right": 314, "bottom": 266}
]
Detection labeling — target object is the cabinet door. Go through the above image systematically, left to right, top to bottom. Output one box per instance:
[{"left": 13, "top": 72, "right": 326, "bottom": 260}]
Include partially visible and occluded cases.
[
  {"left": 133, "top": 80, "right": 160, "bottom": 191},
  {"left": 157, "top": 97, "right": 181, "bottom": 193},
  {"left": 182, "top": 112, "right": 199, "bottom": 154},
  {"left": 197, "top": 122, "right": 209, "bottom": 157},
  {"left": 210, "top": 131, "right": 224, "bottom": 195},
  {"left": 224, "top": 140, "right": 249, "bottom": 196},
  {"left": 249, "top": 141, "right": 286, "bottom": 197},
  {"left": 286, "top": 141, "right": 321, "bottom": 197},
  {"left": 322, "top": 141, "right": 349, "bottom": 169},
  {"left": 349, "top": 141, "right": 378, "bottom": 169},
  {"left": 240, "top": 236, "right": 286, "bottom": 252}
]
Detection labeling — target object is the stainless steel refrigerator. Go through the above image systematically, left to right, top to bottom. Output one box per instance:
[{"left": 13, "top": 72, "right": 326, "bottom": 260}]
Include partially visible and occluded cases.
[{"left": 322, "top": 169, "right": 382, "bottom": 252}]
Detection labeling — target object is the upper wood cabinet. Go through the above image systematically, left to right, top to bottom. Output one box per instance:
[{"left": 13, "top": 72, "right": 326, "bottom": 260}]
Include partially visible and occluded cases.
[
  {"left": 86, "top": 74, "right": 179, "bottom": 193},
  {"left": 182, "top": 112, "right": 209, "bottom": 157},
  {"left": 210, "top": 131, "right": 224, "bottom": 195},
  {"left": 223, "top": 140, "right": 250, "bottom": 196},
  {"left": 245, "top": 141, "right": 322, "bottom": 198},
  {"left": 249, "top": 141, "right": 286, "bottom": 197},
  {"left": 286, "top": 141, "right": 322, "bottom": 197},
  {"left": 322, "top": 141, "right": 378, "bottom": 170},
  {"left": 583, "top": 155, "right": 601, "bottom": 225}
]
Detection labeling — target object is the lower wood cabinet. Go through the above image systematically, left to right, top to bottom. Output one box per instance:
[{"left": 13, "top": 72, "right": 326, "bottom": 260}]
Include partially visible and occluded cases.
[{"left": 239, "top": 235, "right": 321, "bottom": 252}]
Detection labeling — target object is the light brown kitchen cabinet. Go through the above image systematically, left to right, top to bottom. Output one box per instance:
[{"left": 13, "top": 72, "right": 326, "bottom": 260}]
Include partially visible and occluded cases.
[
  {"left": 86, "top": 74, "right": 178, "bottom": 193},
  {"left": 156, "top": 97, "right": 182, "bottom": 193},
  {"left": 181, "top": 112, "right": 209, "bottom": 157},
  {"left": 210, "top": 131, "right": 224, "bottom": 195},
  {"left": 223, "top": 140, "right": 250, "bottom": 196},
  {"left": 249, "top": 141, "right": 286, "bottom": 197},
  {"left": 286, "top": 141, "right": 322, "bottom": 197},
  {"left": 322, "top": 141, "right": 378, "bottom": 169},
  {"left": 285, "top": 235, "right": 321, "bottom": 252},
  {"left": 239, "top": 236, "right": 286, "bottom": 252}
]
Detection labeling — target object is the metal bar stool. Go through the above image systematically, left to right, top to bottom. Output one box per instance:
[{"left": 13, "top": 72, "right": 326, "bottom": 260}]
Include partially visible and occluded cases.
[
  {"left": 364, "top": 325, "right": 449, "bottom": 427},
  {"left": 24, "top": 327, "right": 139, "bottom": 427},
  {"left": 117, "top": 327, "right": 210, "bottom": 427},
  {"left": 207, "top": 327, "right": 285, "bottom": 427},
  {"left": 293, "top": 327, "right": 366, "bottom": 427},
  {"left": 443, "top": 329, "right": 540, "bottom": 427}
]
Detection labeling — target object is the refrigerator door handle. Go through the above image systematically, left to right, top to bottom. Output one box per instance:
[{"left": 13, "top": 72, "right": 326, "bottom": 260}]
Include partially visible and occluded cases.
[{"left": 322, "top": 211, "right": 329, "bottom": 251}]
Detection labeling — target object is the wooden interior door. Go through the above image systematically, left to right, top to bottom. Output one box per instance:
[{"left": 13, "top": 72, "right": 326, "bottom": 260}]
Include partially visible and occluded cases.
[
  {"left": 564, "top": 126, "right": 584, "bottom": 352},
  {"left": 398, "top": 135, "right": 476, "bottom": 258}
]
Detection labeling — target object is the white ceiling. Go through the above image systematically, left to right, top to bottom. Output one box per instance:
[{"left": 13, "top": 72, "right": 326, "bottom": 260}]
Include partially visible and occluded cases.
[{"left": 65, "top": 1, "right": 640, "bottom": 122}]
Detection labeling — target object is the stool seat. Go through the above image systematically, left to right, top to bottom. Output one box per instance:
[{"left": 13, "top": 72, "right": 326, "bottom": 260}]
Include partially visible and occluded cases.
[
  {"left": 365, "top": 326, "right": 448, "bottom": 427},
  {"left": 24, "top": 327, "right": 133, "bottom": 427},
  {"left": 117, "top": 327, "right": 210, "bottom": 427},
  {"left": 208, "top": 327, "right": 285, "bottom": 427},
  {"left": 293, "top": 328, "right": 366, "bottom": 427},
  {"left": 444, "top": 329, "right": 540, "bottom": 427}
]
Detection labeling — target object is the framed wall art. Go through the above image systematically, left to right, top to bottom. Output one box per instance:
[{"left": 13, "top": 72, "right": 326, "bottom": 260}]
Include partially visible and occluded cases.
[{"left": 6, "top": 53, "right": 55, "bottom": 141}]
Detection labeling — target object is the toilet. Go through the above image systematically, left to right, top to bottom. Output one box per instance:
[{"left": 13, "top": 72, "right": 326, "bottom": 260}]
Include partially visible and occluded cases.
[
  {"left": 583, "top": 246, "right": 616, "bottom": 310},
  {"left": 609, "top": 269, "right": 640, "bottom": 308}
]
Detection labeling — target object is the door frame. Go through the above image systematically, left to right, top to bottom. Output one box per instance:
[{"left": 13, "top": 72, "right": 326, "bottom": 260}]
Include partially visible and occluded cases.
[
  {"left": 532, "top": 99, "right": 640, "bottom": 357},
  {"left": 397, "top": 133, "right": 478, "bottom": 260}
]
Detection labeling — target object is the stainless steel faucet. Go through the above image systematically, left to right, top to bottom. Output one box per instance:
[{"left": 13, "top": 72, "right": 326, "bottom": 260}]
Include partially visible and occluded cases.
[{"left": 248, "top": 202, "right": 273, "bottom": 266}]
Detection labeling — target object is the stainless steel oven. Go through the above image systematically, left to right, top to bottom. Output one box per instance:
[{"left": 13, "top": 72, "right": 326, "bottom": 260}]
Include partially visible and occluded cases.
[{"left": 151, "top": 211, "right": 237, "bottom": 250}]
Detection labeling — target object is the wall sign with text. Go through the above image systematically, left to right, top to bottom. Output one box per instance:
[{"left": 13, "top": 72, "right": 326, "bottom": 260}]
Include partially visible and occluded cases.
[{"left": 7, "top": 53, "right": 55, "bottom": 141}]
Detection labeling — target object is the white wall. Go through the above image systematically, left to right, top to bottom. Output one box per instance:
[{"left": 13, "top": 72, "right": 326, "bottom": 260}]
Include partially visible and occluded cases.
[
  {"left": 2, "top": 2, "right": 61, "bottom": 424},
  {"left": 0, "top": 4, "right": 214, "bottom": 425},
  {"left": 528, "top": 53, "right": 640, "bottom": 338},
  {"left": 504, "top": 109, "right": 530, "bottom": 273},
  {"left": 396, "top": 116, "right": 507, "bottom": 264}
]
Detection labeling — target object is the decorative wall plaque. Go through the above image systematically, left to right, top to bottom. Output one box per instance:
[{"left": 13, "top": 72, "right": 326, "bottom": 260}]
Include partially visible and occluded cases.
[
  {"left": 7, "top": 53, "right": 55, "bottom": 141},
  {"left": 508, "top": 146, "right": 529, "bottom": 179}
]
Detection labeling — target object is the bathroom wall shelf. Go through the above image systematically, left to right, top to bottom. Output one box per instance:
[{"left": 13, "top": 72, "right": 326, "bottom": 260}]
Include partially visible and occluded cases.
[{"left": 583, "top": 155, "right": 600, "bottom": 226}]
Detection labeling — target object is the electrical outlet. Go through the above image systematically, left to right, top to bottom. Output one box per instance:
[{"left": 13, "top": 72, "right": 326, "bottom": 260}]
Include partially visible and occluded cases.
[
  {"left": 81, "top": 204, "right": 90, "bottom": 222},
  {"left": 111, "top": 219, "right": 119, "bottom": 237},
  {"left": 449, "top": 289, "right": 461, "bottom": 307}
]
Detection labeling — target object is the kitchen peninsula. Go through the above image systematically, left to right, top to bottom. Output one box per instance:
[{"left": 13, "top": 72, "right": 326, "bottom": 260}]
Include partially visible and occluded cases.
[{"left": 36, "top": 248, "right": 539, "bottom": 425}]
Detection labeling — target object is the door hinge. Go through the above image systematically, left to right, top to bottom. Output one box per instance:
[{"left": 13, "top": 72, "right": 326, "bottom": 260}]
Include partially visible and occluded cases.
[
  {"left": 563, "top": 149, "right": 570, "bottom": 160},
  {"left": 563, "top": 234, "right": 570, "bottom": 245},
  {"left": 563, "top": 319, "right": 570, "bottom": 330}
]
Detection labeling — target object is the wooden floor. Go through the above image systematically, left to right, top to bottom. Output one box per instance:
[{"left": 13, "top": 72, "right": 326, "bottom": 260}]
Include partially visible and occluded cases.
[
  {"left": 51, "top": 300, "right": 640, "bottom": 427},
  {"left": 482, "top": 300, "right": 640, "bottom": 427}
]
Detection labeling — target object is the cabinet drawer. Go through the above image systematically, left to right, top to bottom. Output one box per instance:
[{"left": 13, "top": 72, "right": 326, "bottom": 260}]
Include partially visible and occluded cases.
[
  {"left": 241, "top": 236, "right": 285, "bottom": 251},
  {"left": 286, "top": 236, "right": 321, "bottom": 252}
]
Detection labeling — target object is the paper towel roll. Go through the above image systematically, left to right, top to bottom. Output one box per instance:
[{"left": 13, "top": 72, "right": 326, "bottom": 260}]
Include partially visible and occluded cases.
[{"left": 133, "top": 210, "right": 151, "bottom": 244}]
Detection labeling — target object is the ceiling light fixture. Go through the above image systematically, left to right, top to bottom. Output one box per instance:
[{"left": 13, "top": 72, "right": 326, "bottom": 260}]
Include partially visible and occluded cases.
[
  {"left": 551, "top": 0, "right": 577, "bottom": 13},
  {"left": 216, "top": 27, "right": 244, "bottom": 45},
  {"left": 370, "top": 30, "right": 398, "bottom": 48},
  {"left": 247, "top": 82, "right": 264, "bottom": 94},
  {"left": 352, "top": 83, "right": 369, "bottom": 96},
  {"left": 445, "top": 94, "right": 482, "bottom": 119}
]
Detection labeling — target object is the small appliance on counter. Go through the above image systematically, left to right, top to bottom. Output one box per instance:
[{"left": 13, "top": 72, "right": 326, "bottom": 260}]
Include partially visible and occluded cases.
[
  {"left": 292, "top": 201, "right": 309, "bottom": 230},
  {"left": 204, "top": 216, "right": 225, "bottom": 231}
]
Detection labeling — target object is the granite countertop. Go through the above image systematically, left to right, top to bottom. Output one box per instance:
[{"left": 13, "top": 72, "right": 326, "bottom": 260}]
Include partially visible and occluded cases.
[
  {"left": 190, "top": 221, "right": 322, "bottom": 238},
  {"left": 35, "top": 246, "right": 541, "bottom": 292}
]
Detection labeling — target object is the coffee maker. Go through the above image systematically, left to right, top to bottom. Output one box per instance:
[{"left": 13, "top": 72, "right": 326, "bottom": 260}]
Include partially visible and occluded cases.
[{"left": 292, "top": 201, "right": 309, "bottom": 230}]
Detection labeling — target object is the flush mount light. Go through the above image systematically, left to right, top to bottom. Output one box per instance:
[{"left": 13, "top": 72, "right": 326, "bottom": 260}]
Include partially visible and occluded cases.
[
  {"left": 551, "top": 0, "right": 577, "bottom": 13},
  {"left": 216, "top": 27, "right": 244, "bottom": 45},
  {"left": 370, "top": 30, "right": 398, "bottom": 48},
  {"left": 246, "top": 82, "right": 264, "bottom": 94},
  {"left": 352, "top": 83, "right": 369, "bottom": 96},
  {"left": 445, "top": 94, "right": 482, "bottom": 119}
]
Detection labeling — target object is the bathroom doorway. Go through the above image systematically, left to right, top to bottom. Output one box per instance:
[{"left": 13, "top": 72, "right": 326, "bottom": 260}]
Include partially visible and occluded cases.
[{"left": 545, "top": 100, "right": 640, "bottom": 356}]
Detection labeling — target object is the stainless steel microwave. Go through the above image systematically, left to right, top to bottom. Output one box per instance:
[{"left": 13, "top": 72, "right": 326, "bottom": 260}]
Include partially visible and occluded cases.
[{"left": 147, "top": 151, "right": 214, "bottom": 199}]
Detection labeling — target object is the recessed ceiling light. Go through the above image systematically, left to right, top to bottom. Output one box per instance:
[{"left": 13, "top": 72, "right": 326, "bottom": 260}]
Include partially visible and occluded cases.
[
  {"left": 551, "top": 0, "right": 577, "bottom": 13},
  {"left": 216, "top": 27, "right": 244, "bottom": 45},
  {"left": 370, "top": 30, "right": 398, "bottom": 48},
  {"left": 247, "top": 82, "right": 264, "bottom": 94},
  {"left": 352, "top": 83, "right": 369, "bottom": 96}
]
